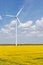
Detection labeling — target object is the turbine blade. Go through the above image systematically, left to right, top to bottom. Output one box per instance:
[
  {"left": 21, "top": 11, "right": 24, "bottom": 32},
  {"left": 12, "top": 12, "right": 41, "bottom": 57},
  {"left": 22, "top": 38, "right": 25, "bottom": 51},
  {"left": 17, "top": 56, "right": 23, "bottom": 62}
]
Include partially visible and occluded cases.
[
  {"left": 16, "top": 6, "right": 24, "bottom": 16},
  {"left": 6, "top": 15, "right": 15, "bottom": 17},
  {"left": 17, "top": 17, "right": 21, "bottom": 24}
]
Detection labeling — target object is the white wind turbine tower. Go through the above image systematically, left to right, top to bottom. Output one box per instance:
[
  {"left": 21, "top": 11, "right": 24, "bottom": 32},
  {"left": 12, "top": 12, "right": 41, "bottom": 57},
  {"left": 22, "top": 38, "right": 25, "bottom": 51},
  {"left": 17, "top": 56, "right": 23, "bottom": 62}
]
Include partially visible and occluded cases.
[{"left": 6, "top": 7, "right": 24, "bottom": 46}]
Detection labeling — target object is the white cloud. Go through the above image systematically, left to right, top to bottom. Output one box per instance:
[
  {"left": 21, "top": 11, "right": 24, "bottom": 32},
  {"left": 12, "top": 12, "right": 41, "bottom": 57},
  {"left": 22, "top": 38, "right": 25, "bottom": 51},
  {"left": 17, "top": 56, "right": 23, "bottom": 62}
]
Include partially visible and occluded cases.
[
  {"left": 0, "top": 16, "right": 2, "bottom": 20},
  {"left": 0, "top": 17, "right": 43, "bottom": 44},
  {"left": 1, "top": 17, "right": 43, "bottom": 38},
  {"left": 20, "top": 17, "right": 43, "bottom": 37},
  {"left": 31, "top": 17, "right": 43, "bottom": 31},
  {"left": 36, "top": 17, "right": 43, "bottom": 27},
  {"left": 35, "top": 18, "right": 43, "bottom": 31},
  {"left": 0, "top": 20, "right": 16, "bottom": 35},
  {"left": 4, "top": 20, "right": 16, "bottom": 31},
  {"left": 5, "top": 20, "right": 16, "bottom": 27},
  {"left": 10, "top": 20, "right": 16, "bottom": 26},
  {"left": 18, "top": 20, "right": 32, "bottom": 29},
  {"left": 5, "top": 24, "right": 15, "bottom": 31},
  {"left": 31, "top": 25, "right": 37, "bottom": 30},
  {"left": 9, "top": 27, "right": 15, "bottom": 30},
  {"left": 1, "top": 28, "right": 9, "bottom": 33},
  {"left": 25, "top": 31, "right": 43, "bottom": 37},
  {"left": 30, "top": 31, "right": 40, "bottom": 36}
]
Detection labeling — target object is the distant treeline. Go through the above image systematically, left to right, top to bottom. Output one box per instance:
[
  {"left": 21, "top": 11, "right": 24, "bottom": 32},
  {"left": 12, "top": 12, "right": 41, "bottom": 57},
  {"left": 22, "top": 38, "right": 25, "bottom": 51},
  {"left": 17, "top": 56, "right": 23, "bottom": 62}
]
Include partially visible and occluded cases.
[{"left": 0, "top": 44, "right": 43, "bottom": 46}]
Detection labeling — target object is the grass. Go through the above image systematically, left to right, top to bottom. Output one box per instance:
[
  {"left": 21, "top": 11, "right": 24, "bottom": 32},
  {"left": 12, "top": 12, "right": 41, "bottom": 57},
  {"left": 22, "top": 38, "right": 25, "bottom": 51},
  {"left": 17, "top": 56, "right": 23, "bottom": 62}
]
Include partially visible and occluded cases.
[{"left": 0, "top": 45, "right": 43, "bottom": 65}]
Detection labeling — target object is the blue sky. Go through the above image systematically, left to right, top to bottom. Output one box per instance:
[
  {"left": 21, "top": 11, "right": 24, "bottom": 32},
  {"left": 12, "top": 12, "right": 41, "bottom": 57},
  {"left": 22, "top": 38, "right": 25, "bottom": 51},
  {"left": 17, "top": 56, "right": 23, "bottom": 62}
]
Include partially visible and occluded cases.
[{"left": 0, "top": 0, "right": 43, "bottom": 44}]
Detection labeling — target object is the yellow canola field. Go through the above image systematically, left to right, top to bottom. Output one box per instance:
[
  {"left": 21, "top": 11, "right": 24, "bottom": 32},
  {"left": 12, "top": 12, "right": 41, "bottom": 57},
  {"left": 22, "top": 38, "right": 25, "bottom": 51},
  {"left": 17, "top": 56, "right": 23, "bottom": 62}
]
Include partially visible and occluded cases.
[{"left": 0, "top": 45, "right": 43, "bottom": 65}]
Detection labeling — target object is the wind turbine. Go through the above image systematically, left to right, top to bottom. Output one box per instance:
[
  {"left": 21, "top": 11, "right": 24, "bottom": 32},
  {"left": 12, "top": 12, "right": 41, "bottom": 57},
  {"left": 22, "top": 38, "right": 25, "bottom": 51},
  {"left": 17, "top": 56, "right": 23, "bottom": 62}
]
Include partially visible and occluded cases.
[{"left": 6, "top": 7, "right": 24, "bottom": 46}]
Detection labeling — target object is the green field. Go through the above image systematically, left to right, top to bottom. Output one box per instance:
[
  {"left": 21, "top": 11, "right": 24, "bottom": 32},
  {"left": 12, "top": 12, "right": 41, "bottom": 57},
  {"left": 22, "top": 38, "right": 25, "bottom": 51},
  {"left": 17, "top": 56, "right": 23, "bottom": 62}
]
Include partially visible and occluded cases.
[{"left": 0, "top": 45, "right": 43, "bottom": 65}]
